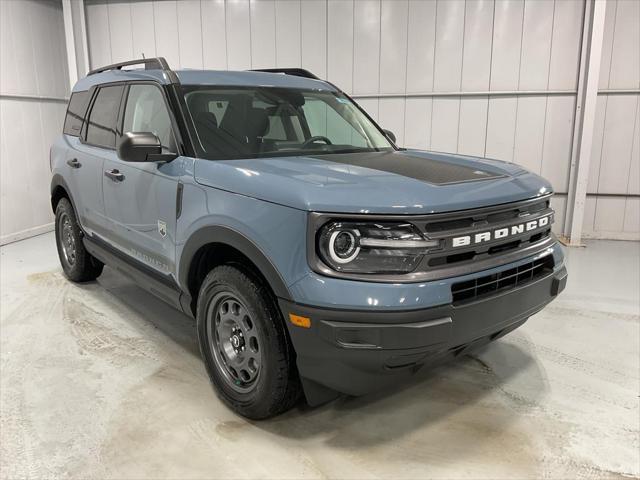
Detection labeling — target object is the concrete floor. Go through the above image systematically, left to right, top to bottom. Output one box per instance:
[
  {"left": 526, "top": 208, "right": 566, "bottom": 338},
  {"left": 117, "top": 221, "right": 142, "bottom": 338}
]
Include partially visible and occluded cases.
[{"left": 1, "top": 232, "right": 638, "bottom": 479}]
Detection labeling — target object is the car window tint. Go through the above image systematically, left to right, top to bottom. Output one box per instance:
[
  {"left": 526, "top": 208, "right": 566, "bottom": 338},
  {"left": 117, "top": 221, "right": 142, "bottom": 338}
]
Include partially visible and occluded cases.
[
  {"left": 85, "top": 85, "right": 124, "bottom": 148},
  {"left": 122, "top": 85, "right": 176, "bottom": 152},
  {"left": 184, "top": 86, "right": 391, "bottom": 159},
  {"left": 63, "top": 91, "right": 89, "bottom": 137},
  {"left": 302, "top": 97, "right": 367, "bottom": 146},
  {"left": 208, "top": 100, "right": 228, "bottom": 124},
  {"left": 264, "top": 115, "right": 286, "bottom": 140}
]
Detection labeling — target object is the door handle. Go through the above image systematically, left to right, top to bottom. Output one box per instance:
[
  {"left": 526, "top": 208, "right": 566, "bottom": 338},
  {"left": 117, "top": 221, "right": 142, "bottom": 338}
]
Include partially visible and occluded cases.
[
  {"left": 66, "top": 158, "right": 81, "bottom": 168},
  {"left": 104, "top": 169, "right": 125, "bottom": 182}
]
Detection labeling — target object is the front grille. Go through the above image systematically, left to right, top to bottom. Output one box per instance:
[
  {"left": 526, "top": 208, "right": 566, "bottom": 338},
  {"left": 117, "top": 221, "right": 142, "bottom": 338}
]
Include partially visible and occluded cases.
[
  {"left": 415, "top": 196, "right": 554, "bottom": 270},
  {"left": 424, "top": 199, "right": 549, "bottom": 234},
  {"left": 427, "top": 229, "right": 551, "bottom": 267},
  {"left": 451, "top": 255, "right": 554, "bottom": 304}
]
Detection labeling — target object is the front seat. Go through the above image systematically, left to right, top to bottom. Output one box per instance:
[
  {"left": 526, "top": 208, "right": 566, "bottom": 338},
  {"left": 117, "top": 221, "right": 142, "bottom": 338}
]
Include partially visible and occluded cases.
[{"left": 217, "top": 96, "right": 269, "bottom": 156}]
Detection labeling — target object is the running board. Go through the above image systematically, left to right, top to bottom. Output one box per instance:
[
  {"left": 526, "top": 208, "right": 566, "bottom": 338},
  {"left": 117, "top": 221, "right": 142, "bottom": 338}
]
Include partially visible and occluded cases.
[{"left": 83, "top": 235, "right": 188, "bottom": 315}]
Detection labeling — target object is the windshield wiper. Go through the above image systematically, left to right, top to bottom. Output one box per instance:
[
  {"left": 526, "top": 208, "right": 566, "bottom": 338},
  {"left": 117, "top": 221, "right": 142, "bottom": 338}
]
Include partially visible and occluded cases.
[{"left": 312, "top": 147, "right": 379, "bottom": 155}]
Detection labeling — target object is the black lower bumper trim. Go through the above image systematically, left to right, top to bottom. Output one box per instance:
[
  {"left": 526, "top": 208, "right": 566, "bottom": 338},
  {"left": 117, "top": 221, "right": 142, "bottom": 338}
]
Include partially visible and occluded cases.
[{"left": 280, "top": 266, "right": 567, "bottom": 404}]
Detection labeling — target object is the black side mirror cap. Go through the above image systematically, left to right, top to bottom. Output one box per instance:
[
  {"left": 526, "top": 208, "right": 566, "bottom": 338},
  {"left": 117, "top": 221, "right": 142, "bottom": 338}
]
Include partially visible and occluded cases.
[
  {"left": 383, "top": 129, "right": 396, "bottom": 144},
  {"left": 117, "top": 132, "right": 176, "bottom": 162}
]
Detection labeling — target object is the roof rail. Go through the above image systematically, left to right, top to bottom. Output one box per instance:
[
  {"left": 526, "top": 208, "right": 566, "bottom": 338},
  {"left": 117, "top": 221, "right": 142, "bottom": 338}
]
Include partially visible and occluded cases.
[
  {"left": 87, "top": 57, "right": 179, "bottom": 83},
  {"left": 250, "top": 68, "right": 320, "bottom": 80}
]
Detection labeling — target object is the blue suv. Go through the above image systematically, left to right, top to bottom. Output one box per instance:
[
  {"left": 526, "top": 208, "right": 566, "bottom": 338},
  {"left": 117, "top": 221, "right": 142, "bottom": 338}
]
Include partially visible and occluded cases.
[{"left": 50, "top": 58, "right": 567, "bottom": 419}]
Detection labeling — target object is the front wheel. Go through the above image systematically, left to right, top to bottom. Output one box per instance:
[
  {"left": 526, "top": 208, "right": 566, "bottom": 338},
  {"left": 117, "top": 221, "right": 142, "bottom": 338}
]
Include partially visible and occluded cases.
[
  {"left": 54, "top": 197, "right": 103, "bottom": 282},
  {"left": 196, "top": 265, "right": 301, "bottom": 419}
]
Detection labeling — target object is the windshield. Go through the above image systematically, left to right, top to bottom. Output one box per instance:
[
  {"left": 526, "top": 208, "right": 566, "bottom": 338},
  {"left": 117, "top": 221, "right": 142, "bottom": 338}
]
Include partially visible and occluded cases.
[{"left": 183, "top": 86, "right": 393, "bottom": 159}]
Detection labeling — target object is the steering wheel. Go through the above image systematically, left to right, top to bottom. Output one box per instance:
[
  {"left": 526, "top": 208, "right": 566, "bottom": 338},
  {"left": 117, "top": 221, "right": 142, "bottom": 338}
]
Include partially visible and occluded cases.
[{"left": 302, "top": 136, "right": 333, "bottom": 149}]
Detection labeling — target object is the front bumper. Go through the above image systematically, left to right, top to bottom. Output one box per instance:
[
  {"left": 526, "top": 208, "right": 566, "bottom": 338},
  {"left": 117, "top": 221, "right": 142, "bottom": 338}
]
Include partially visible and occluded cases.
[{"left": 279, "top": 262, "right": 567, "bottom": 405}]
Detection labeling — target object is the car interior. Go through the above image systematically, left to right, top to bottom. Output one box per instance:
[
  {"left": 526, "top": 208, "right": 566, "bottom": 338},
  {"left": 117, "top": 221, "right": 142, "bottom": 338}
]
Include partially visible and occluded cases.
[{"left": 185, "top": 87, "right": 386, "bottom": 159}]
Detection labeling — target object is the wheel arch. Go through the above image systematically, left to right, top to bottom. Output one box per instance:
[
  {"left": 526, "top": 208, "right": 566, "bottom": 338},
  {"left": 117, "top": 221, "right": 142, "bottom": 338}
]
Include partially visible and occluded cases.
[
  {"left": 50, "top": 174, "right": 75, "bottom": 213},
  {"left": 180, "top": 226, "right": 293, "bottom": 316}
]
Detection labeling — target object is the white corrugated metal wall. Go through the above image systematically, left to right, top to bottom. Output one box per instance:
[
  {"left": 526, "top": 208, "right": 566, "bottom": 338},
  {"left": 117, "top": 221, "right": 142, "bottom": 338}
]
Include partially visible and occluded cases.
[
  {"left": 0, "top": 0, "right": 637, "bottom": 243},
  {"left": 0, "top": 0, "right": 70, "bottom": 244},
  {"left": 82, "top": 0, "right": 639, "bottom": 240},
  {"left": 586, "top": 0, "right": 639, "bottom": 238}
]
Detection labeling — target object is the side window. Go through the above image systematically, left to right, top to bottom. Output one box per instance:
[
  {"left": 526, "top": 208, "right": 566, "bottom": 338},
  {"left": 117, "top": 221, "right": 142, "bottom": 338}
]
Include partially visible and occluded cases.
[
  {"left": 85, "top": 85, "right": 124, "bottom": 148},
  {"left": 122, "top": 85, "right": 176, "bottom": 152},
  {"left": 63, "top": 91, "right": 89, "bottom": 136}
]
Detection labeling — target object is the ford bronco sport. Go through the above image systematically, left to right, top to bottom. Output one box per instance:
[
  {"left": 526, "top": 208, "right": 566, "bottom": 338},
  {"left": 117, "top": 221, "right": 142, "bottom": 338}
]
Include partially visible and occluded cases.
[{"left": 50, "top": 58, "right": 567, "bottom": 419}]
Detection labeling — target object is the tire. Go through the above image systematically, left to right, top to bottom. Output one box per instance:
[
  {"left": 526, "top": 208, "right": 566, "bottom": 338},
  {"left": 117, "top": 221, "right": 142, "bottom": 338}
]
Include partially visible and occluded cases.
[
  {"left": 55, "top": 197, "right": 104, "bottom": 282},
  {"left": 196, "top": 265, "right": 301, "bottom": 419}
]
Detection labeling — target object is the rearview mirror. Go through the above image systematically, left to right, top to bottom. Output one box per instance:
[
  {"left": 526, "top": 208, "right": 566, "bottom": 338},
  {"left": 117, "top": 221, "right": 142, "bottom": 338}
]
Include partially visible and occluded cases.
[
  {"left": 383, "top": 129, "right": 396, "bottom": 144},
  {"left": 117, "top": 132, "right": 177, "bottom": 162}
]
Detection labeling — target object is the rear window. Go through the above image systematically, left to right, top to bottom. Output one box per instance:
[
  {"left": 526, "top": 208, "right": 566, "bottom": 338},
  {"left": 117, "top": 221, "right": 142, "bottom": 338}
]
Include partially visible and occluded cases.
[
  {"left": 85, "top": 85, "right": 124, "bottom": 148},
  {"left": 63, "top": 91, "right": 89, "bottom": 137}
]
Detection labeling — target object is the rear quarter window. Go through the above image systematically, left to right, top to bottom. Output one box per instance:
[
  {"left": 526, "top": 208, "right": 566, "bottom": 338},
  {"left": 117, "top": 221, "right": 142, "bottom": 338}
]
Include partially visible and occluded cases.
[{"left": 63, "top": 91, "right": 89, "bottom": 137}]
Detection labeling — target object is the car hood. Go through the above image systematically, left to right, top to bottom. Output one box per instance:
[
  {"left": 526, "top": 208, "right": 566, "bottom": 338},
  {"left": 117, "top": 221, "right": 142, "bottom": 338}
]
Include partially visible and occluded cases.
[{"left": 193, "top": 150, "right": 553, "bottom": 214}]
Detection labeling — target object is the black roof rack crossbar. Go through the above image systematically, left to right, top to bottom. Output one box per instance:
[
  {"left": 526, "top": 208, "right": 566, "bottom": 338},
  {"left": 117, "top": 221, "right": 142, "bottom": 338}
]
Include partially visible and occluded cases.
[
  {"left": 88, "top": 57, "right": 178, "bottom": 83},
  {"left": 250, "top": 68, "right": 320, "bottom": 80}
]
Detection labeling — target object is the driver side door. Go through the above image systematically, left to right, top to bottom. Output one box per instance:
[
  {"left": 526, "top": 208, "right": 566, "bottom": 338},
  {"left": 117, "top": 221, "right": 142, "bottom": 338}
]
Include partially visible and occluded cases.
[{"left": 102, "top": 83, "right": 182, "bottom": 281}]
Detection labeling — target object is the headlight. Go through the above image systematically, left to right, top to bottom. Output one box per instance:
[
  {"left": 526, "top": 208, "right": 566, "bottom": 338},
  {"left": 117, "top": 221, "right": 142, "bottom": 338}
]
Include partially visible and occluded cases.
[{"left": 317, "top": 221, "right": 441, "bottom": 274}]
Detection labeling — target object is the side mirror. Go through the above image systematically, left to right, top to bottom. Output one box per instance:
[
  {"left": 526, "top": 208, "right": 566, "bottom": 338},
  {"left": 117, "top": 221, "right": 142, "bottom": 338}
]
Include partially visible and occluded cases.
[
  {"left": 383, "top": 129, "right": 396, "bottom": 144},
  {"left": 117, "top": 132, "right": 177, "bottom": 162}
]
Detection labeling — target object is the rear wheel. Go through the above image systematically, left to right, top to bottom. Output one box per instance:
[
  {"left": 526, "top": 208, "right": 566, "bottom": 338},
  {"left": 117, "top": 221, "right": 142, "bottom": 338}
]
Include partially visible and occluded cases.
[
  {"left": 55, "top": 197, "right": 103, "bottom": 282},
  {"left": 196, "top": 265, "right": 301, "bottom": 419}
]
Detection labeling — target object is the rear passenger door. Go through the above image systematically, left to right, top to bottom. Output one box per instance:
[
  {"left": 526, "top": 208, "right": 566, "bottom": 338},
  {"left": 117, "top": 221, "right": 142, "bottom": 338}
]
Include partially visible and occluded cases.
[
  {"left": 101, "top": 83, "right": 181, "bottom": 279},
  {"left": 71, "top": 84, "right": 125, "bottom": 237}
]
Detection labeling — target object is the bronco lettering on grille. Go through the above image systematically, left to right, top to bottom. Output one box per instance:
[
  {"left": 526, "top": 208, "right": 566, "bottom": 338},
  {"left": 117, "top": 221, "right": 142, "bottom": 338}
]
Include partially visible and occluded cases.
[{"left": 451, "top": 215, "right": 551, "bottom": 248}]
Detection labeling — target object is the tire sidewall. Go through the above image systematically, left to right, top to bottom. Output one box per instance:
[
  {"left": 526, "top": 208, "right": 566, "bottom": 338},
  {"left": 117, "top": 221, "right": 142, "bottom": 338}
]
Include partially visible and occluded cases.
[
  {"left": 54, "top": 197, "right": 103, "bottom": 282},
  {"left": 55, "top": 198, "right": 82, "bottom": 279},
  {"left": 196, "top": 267, "right": 286, "bottom": 416}
]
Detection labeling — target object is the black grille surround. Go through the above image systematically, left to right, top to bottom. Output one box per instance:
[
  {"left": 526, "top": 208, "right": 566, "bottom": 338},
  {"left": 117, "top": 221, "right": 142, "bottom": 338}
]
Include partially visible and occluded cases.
[
  {"left": 307, "top": 194, "right": 558, "bottom": 284},
  {"left": 419, "top": 197, "right": 553, "bottom": 269},
  {"left": 451, "top": 255, "right": 555, "bottom": 304}
]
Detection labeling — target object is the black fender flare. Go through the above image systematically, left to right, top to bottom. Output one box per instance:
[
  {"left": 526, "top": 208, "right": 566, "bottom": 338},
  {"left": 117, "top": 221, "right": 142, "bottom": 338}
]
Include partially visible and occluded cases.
[{"left": 178, "top": 225, "right": 293, "bottom": 301}]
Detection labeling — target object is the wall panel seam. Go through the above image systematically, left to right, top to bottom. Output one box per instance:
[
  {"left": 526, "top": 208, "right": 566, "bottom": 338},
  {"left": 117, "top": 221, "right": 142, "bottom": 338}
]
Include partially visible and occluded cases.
[
  {"left": 152, "top": 0, "right": 158, "bottom": 58},
  {"left": 199, "top": 0, "right": 204, "bottom": 68},
  {"left": 224, "top": 0, "right": 229, "bottom": 70},
  {"left": 274, "top": 0, "right": 279, "bottom": 68},
  {"left": 299, "top": 0, "right": 302, "bottom": 66},
  {"left": 402, "top": 0, "right": 410, "bottom": 145},
  {"left": 429, "top": 0, "right": 439, "bottom": 152},
  {"left": 455, "top": 0, "right": 467, "bottom": 153},
  {"left": 483, "top": 0, "right": 496, "bottom": 157},
  {"left": 512, "top": 0, "right": 528, "bottom": 164},
  {"left": 546, "top": 0, "right": 557, "bottom": 91},
  {"left": 604, "top": 0, "right": 619, "bottom": 90},
  {"left": 26, "top": 1, "right": 40, "bottom": 97},
  {"left": 106, "top": 1, "right": 112, "bottom": 64},
  {"left": 175, "top": 1, "right": 181, "bottom": 67},
  {"left": 128, "top": 2, "right": 134, "bottom": 58},
  {"left": 593, "top": 94, "right": 610, "bottom": 224},
  {"left": 624, "top": 97, "right": 640, "bottom": 195}
]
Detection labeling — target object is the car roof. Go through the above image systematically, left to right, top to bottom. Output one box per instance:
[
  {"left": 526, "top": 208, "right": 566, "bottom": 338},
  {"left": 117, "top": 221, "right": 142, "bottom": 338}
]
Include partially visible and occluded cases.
[{"left": 72, "top": 68, "right": 337, "bottom": 93}]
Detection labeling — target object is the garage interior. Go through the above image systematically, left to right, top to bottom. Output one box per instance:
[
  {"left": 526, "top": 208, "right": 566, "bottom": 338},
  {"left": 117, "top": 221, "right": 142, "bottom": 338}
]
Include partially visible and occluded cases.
[{"left": 1, "top": 0, "right": 638, "bottom": 478}]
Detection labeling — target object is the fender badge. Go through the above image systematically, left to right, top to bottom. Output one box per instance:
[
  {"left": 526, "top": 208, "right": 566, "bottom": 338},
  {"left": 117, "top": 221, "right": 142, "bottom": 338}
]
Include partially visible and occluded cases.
[{"left": 158, "top": 220, "right": 167, "bottom": 238}]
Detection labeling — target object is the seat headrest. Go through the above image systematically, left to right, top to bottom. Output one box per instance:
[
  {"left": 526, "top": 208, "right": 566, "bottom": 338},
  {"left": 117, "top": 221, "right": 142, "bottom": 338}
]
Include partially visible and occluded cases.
[
  {"left": 188, "top": 94, "right": 210, "bottom": 115},
  {"left": 246, "top": 108, "right": 269, "bottom": 139},
  {"left": 194, "top": 111, "right": 218, "bottom": 130}
]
